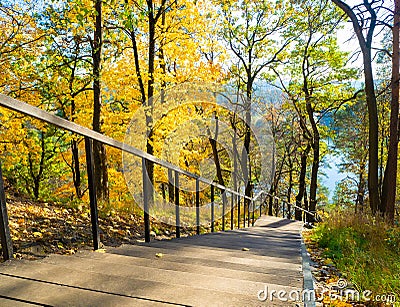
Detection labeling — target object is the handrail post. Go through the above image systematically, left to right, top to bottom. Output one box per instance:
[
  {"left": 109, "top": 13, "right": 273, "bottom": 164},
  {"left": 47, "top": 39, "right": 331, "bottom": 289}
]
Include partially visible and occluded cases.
[
  {"left": 85, "top": 137, "right": 100, "bottom": 250},
  {"left": 142, "top": 157, "right": 151, "bottom": 243},
  {"left": 0, "top": 162, "right": 13, "bottom": 260},
  {"left": 175, "top": 171, "right": 180, "bottom": 238},
  {"left": 196, "top": 178, "right": 200, "bottom": 235},
  {"left": 211, "top": 185, "right": 214, "bottom": 233},
  {"left": 222, "top": 189, "right": 226, "bottom": 231},
  {"left": 230, "top": 193, "right": 234, "bottom": 230},
  {"left": 237, "top": 195, "right": 240, "bottom": 229},
  {"left": 264, "top": 197, "right": 267, "bottom": 215},
  {"left": 243, "top": 198, "right": 246, "bottom": 228},
  {"left": 247, "top": 199, "right": 250, "bottom": 227},
  {"left": 252, "top": 199, "right": 255, "bottom": 226}
]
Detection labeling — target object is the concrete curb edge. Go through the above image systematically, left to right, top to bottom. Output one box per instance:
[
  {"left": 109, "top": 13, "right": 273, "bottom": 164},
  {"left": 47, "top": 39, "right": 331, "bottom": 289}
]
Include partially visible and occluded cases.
[{"left": 301, "top": 228, "right": 316, "bottom": 307}]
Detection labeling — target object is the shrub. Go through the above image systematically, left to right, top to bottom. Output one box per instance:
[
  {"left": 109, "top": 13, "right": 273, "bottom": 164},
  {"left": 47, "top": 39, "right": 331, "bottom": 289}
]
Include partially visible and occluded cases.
[{"left": 310, "top": 210, "right": 400, "bottom": 303}]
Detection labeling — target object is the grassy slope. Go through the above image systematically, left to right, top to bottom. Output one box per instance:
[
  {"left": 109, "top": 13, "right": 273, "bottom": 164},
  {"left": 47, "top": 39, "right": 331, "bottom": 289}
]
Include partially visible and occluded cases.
[{"left": 309, "top": 211, "right": 400, "bottom": 305}]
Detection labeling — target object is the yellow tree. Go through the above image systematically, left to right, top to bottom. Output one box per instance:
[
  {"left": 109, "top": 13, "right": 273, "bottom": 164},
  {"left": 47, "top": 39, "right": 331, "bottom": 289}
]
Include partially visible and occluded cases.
[
  {"left": 103, "top": 0, "right": 226, "bottom": 197},
  {"left": 0, "top": 1, "right": 69, "bottom": 200},
  {"left": 0, "top": 1, "right": 44, "bottom": 94},
  {"left": 34, "top": 1, "right": 95, "bottom": 198}
]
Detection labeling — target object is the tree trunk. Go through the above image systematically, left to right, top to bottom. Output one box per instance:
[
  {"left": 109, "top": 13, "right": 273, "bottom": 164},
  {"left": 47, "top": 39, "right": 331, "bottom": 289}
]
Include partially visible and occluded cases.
[
  {"left": 92, "top": 0, "right": 109, "bottom": 203},
  {"left": 331, "top": 0, "right": 380, "bottom": 213},
  {"left": 381, "top": 0, "right": 400, "bottom": 222},
  {"left": 145, "top": 2, "right": 157, "bottom": 190},
  {"left": 159, "top": 9, "right": 166, "bottom": 104},
  {"left": 302, "top": 27, "right": 319, "bottom": 221},
  {"left": 364, "top": 53, "right": 380, "bottom": 214},
  {"left": 242, "top": 78, "right": 253, "bottom": 221},
  {"left": 70, "top": 96, "right": 82, "bottom": 198},
  {"left": 306, "top": 101, "right": 319, "bottom": 222},
  {"left": 209, "top": 114, "right": 229, "bottom": 209},
  {"left": 209, "top": 115, "right": 225, "bottom": 186},
  {"left": 209, "top": 118, "right": 229, "bottom": 187},
  {"left": 232, "top": 128, "right": 239, "bottom": 216},
  {"left": 379, "top": 128, "right": 385, "bottom": 202},
  {"left": 29, "top": 131, "right": 46, "bottom": 200},
  {"left": 71, "top": 139, "right": 82, "bottom": 198},
  {"left": 295, "top": 143, "right": 311, "bottom": 221},
  {"left": 267, "top": 152, "right": 285, "bottom": 217},
  {"left": 287, "top": 156, "right": 293, "bottom": 219},
  {"left": 357, "top": 161, "right": 367, "bottom": 212},
  {"left": 168, "top": 170, "right": 174, "bottom": 204},
  {"left": 356, "top": 171, "right": 366, "bottom": 213},
  {"left": 161, "top": 182, "right": 166, "bottom": 201},
  {"left": 304, "top": 189, "right": 309, "bottom": 218},
  {"left": 268, "top": 193, "right": 273, "bottom": 216}
]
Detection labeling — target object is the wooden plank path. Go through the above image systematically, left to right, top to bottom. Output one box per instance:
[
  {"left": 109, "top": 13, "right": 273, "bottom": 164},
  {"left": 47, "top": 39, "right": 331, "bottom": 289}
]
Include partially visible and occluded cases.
[{"left": 0, "top": 216, "right": 305, "bottom": 306}]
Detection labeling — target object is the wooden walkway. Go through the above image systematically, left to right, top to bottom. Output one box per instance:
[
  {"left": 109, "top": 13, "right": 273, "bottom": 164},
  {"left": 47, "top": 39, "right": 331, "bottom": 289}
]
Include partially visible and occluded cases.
[{"left": 0, "top": 216, "right": 304, "bottom": 306}]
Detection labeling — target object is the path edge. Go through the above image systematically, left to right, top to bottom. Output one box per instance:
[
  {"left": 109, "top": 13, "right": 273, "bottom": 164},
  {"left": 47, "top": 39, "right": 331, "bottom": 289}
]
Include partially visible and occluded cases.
[{"left": 301, "top": 228, "right": 316, "bottom": 307}]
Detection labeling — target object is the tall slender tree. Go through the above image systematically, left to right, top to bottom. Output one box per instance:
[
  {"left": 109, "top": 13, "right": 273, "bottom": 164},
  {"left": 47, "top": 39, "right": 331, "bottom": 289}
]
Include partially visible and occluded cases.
[
  {"left": 92, "top": 0, "right": 109, "bottom": 202},
  {"left": 220, "top": 0, "right": 291, "bottom": 207},
  {"left": 274, "top": 0, "right": 356, "bottom": 220},
  {"left": 332, "top": 0, "right": 381, "bottom": 213},
  {"left": 381, "top": 0, "right": 399, "bottom": 222},
  {"left": 334, "top": 98, "right": 369, "bottom": 212}
]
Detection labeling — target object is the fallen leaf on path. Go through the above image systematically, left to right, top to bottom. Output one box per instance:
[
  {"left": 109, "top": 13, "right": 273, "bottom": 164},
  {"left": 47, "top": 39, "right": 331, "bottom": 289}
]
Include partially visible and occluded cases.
[{"left": 33, "top": 231, "right": 43, "bottom": 238}]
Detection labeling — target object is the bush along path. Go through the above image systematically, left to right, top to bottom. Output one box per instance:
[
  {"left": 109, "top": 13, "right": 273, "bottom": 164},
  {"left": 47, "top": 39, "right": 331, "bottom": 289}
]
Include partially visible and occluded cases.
[{"left": 303, "top": 211, "right": 400, "bottom": 307}]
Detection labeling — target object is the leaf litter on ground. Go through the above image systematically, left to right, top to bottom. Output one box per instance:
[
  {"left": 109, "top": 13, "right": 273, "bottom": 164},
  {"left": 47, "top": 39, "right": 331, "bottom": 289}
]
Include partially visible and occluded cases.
[{"left": 0, "top": 191, "right": 194, "bottom": 261}]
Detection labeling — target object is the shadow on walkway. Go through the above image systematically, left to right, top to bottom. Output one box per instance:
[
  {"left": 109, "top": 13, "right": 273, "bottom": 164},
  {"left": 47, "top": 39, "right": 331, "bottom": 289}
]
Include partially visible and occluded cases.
[{"left": 259, "top": 218, "right": 300, "bottom": 229}]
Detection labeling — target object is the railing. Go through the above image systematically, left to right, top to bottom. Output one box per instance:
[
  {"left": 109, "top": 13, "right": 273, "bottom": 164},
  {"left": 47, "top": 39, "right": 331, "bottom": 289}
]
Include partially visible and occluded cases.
[{"left": 0, "top": 94, "right": 317, "bottom": 261}]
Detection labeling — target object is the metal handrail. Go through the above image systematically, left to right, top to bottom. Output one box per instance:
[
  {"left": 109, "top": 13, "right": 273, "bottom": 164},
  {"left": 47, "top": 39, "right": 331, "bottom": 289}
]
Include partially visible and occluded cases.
[
  {"left": 0, "top": 94, "right": 316, "bottom": 260},
  {"left": 0, "top": 94, "right": 251, "bottom": 200},
  {"left": 250, "top": 190, "right": 316, "bottom": 218},
  {"left": 290, "top": 203, "right": 316, "bottom": 217}
]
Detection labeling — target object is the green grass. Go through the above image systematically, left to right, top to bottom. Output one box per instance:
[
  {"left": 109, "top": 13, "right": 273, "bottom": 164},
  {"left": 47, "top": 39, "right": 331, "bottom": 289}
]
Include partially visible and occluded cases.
[{"left": 310, "top": 211, "right": 400, "bottom": 305}]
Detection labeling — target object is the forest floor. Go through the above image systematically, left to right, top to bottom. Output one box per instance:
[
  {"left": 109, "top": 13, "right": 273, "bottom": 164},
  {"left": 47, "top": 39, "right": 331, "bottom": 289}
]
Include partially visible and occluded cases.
[{"left": 0, "top": 191, "right": 189, "bottom": 261}]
